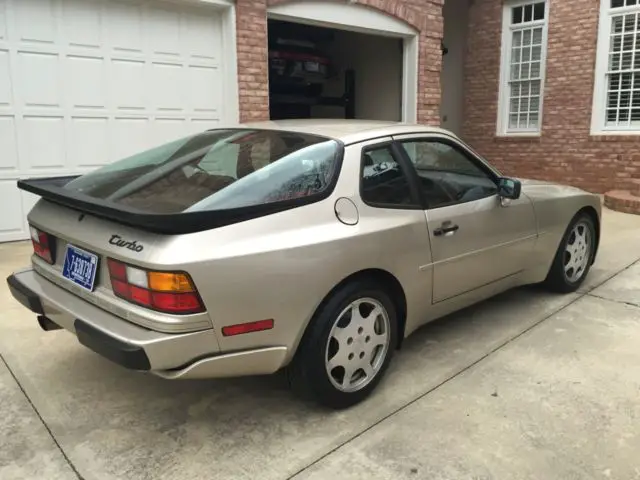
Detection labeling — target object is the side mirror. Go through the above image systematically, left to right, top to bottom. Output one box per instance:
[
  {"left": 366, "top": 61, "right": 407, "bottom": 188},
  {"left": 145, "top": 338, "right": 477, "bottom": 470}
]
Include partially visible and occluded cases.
[{"left": 498, "top": 177, "right": 521, "bottom": 200}]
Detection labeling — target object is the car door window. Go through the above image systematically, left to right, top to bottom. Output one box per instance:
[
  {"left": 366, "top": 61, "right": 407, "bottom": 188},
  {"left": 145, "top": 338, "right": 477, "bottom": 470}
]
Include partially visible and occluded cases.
[
  {"left": 400, "top": 140, "right": 498, "bottom": 209},
  {"left": 360, "top": 145, "right": 417, "bottom": 207}
]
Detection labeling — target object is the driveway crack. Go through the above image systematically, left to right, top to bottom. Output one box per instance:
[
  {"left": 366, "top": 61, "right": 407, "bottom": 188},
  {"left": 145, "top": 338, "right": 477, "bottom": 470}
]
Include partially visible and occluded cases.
[
  {"left": 587, "top": 292, "right": 640, "bottom": 309},
  {"left": 0, "top": 354, "right": 84, "bottom": 480}
]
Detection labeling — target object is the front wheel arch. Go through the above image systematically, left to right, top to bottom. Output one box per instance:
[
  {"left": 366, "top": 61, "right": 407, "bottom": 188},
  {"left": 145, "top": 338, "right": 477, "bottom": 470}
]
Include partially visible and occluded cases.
[{"left": 577, "top": 206, "right": 600, "bottom": 265}]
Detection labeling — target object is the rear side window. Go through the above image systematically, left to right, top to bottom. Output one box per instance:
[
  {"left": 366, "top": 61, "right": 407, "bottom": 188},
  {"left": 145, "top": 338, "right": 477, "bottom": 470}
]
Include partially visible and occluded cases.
[
  {"left": 65, "top": 129, "right": 341, "bottom": 213},
  {"left": 360, "top": 145, "right": 416, "bottom": 207}
]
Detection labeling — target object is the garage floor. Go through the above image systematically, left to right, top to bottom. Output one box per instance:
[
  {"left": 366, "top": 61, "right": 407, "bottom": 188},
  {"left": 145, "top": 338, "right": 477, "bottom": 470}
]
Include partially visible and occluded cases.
[{"left": 1, "top": 208, "right": 640, "bottom": 480}]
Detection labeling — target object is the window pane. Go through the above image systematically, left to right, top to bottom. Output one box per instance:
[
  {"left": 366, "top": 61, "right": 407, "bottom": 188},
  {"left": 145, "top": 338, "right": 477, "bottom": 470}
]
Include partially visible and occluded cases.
[
  {"left": 611, "top": 0, "right": 624, "bottom": 7},
  {"left": 533, "top": 2, "right": 545, "bottom": 20},
  {"left": 524, "top": 4, "right": 533, "bottom": 22},
  {"left": 512, "top": 6, "right": 523, "bottom": 24},
  {"left": 624, "top": 13, "right": 635, "bottom": 32},
  {"left": 612, "top": 16, "right": 624, "bottom": 34},
  {"left": 532, "top": 27, "right": 543, "bottom": 45},
  {"left": 513, "top": 30, "right": 523, "bottom": 47},
  {"left": 623, "top": 32, "right": 634, "bottom": 51},
  {"left": 611, "top": 35, "right": 622, "bottom": 54},
  {"left": 532, "top": 45, "right": 542, "bottom": 61},
  {"left": 511, "top": 47, "right": 522, "bottom": 63},
  {"left": 610, "top": 52, "right": 621, "bottom": 70},
  {"left": 531, "top": 61, "right": 541, "bottom": 77},
  {"left": 511, "top": 64, "right": 521, "bottom": 80},
  {"left": 610, "top": 73, "right": 622, "bottom": 89},
  {"left": 530, "top": 81, "right": 541, "bottom": 95},
  {"left": 530, "top": 96, "right": 540, "bottom": 112},
  {"left": 510, "top": 98, "right": 520, "bottom": 116},
  {"left": 620, "top": 108, "right": 630, "bottom": 122},
  {"left": 519, "top": 112, "right": 528, "bottom": 127},
  {"left": 529, "top": 112, "right": 539, "bottom": 128},
  {"left": 400, "top": 141, "right": 497, "bottom": 209},
  {"left": 360, "top": 146, "right": 414, "bottom": 207}
]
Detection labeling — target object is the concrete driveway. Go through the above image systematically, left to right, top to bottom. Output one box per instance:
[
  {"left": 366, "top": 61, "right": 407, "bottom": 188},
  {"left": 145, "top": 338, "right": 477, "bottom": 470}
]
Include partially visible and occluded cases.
[{"left": 1, "top": 208, "right": 639, "bottom": 480}]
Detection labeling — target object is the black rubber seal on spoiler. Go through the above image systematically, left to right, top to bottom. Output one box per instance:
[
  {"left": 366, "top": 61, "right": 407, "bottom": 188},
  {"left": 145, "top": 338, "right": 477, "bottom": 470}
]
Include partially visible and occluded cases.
[
  {"left": 17, "top": 142, "right": 345, "bottom": 235},
  {"left": 6, "top": 274, "right": 44, "bottom": 315},
  {"left": 74, "top": 320, "right": 151, "bottom": 371}
]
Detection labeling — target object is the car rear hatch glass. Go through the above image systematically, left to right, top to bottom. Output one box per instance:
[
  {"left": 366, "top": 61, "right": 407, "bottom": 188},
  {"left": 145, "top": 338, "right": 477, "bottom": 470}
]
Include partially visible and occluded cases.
[{"left": 18, "top": 128, "right": 343, "bottom": 235}]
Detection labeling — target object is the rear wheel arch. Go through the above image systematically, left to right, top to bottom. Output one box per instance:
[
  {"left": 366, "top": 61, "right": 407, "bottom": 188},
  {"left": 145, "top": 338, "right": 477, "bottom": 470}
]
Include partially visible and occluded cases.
[{"left": 293, "top": 268, "right": 408, "bottom": 358}]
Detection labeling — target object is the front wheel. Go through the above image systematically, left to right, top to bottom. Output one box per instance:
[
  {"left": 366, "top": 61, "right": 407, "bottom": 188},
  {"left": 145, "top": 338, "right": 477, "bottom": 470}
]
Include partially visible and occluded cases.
[
  {"left": 544, "top": 213, "right": 596, "bottom": 293},
  {"left": 287, "top": 280, "right": 398, "bottom": 409}
]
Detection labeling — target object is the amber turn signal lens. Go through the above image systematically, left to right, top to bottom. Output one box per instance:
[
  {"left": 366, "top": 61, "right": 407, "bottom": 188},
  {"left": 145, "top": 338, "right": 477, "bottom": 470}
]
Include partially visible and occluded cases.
[{"left": 148, "top": 272, "right": 195, "bottom": 293}]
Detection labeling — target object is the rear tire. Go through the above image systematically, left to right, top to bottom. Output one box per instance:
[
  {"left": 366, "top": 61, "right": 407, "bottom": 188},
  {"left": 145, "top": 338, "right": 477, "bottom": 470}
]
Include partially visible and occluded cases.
[
  {"left": 543, "top": 213, "right": 596, "bottom": 293},
  {"left": 287, "top": 279, "right": 398, "bottom": 409}
]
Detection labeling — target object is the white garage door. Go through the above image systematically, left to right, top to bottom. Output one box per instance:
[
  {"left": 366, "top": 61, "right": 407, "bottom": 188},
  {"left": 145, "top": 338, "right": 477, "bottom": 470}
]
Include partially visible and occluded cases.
[{"left": 0, "top": 0, "right": 238, "bottom": 242}]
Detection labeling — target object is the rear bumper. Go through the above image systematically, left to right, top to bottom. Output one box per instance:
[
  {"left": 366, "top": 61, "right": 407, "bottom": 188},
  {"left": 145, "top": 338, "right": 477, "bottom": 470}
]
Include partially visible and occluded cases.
[{"left": 6, "top": 269, "right": 288, "bottom": 379}]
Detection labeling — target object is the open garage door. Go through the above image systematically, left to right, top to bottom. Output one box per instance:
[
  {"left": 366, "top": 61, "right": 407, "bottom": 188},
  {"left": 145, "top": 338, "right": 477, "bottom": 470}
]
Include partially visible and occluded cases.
[
  {"left": 0, "top": 0, "right": 238, "bottom": 242},
  {"left": 267, "top": 1, "right": 418, "bottom": 123}
]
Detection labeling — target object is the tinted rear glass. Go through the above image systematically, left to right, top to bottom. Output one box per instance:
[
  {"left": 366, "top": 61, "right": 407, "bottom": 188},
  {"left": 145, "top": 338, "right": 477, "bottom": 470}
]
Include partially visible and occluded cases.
[{"left": 65, "top": 129, "right": 340, "bottom": 214}]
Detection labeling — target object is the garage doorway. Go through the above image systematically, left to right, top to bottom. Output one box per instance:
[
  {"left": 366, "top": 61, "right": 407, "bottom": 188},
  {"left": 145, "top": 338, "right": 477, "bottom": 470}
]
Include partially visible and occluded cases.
[
  {"left": 267, "top": 1, "right": 418, "bottom": 122},
  {"left": 268, "top": 20, "right": 402, "bottom": 121}
]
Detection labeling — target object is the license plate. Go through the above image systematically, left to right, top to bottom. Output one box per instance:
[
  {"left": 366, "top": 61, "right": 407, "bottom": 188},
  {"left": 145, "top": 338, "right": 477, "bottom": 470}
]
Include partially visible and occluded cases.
[{"left": 62, "top": 245, "right": 99, "bottom": 291}]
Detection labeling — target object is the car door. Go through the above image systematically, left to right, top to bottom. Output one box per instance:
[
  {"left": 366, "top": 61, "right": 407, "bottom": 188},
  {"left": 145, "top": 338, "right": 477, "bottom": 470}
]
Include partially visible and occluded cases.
[{"left": 393, "top": 133, "right": 538, "bottom": 303}]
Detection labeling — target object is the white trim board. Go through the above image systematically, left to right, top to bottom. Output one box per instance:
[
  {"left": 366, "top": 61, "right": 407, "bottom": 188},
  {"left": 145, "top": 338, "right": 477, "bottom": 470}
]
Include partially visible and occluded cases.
[{"left": 268, "top": 1, "right": 418, "bottom": 37}]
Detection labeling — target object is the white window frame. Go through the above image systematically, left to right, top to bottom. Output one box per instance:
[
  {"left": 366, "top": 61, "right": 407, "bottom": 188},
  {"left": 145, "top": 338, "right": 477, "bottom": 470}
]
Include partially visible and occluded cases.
[
  {"left": 497, "top": 0, "right": 549, "bottom": 137},
  {"left": 591, "top": 1, "right": 640, "bottom": 135}
]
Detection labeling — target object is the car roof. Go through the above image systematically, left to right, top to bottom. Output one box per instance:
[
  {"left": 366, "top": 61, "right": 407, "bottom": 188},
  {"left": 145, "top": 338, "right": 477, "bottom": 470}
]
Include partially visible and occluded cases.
[{"left": 239, "top": 119, "right": 457, "bottom": 145}]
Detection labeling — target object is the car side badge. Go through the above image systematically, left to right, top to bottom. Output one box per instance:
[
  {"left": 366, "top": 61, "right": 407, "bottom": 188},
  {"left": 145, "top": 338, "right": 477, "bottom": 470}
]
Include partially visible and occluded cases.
[{"left": 334, "top": 198, "right": 359, "bottom": 226}]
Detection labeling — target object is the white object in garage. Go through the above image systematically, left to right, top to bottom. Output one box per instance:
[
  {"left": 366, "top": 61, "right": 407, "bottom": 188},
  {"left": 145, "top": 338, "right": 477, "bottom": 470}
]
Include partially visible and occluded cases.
[{"left": 0, "top": 0, "right": 238, "bottom": 242}]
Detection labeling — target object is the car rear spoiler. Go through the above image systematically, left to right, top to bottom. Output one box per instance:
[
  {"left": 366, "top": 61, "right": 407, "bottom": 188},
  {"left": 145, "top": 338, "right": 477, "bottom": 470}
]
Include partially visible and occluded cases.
[{"left": 17, "top": 177, "right": 315, "bottom": 235}]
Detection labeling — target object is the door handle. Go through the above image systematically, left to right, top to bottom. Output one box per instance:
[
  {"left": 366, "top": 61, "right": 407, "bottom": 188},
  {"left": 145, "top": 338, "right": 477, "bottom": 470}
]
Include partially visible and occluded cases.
[{"left": 433, "top": 222, "right": 459, "bottom": 237}]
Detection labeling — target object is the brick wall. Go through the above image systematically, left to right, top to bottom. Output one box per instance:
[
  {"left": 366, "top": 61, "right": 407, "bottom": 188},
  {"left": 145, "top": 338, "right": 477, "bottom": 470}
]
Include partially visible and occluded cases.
[
  {"left": 235, "top": 0, "right": 444, "bottom": 125},
  {"left": 463, "top": 0, "right": 640, "bottom": 194}
]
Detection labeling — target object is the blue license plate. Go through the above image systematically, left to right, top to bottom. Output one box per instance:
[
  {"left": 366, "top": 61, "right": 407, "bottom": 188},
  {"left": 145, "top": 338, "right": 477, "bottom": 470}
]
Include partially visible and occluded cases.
[{"left": 62, "top": 245, "right": 99, "bottom": 291}]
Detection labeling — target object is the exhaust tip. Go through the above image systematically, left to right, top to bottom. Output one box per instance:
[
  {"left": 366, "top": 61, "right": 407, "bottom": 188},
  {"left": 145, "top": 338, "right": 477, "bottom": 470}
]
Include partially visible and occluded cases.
[{"left": 37, "top": 315, "right": 62, "bottom": 332}]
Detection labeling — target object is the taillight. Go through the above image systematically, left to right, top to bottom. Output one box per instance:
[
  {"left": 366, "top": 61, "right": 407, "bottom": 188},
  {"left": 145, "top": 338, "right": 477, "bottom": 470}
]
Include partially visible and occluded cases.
[
  {"left": 29, "top": 225, "right": 55, "bottom": 264},
  {"left": 107, "top": 259, "right": 205, "bottom": 315}
]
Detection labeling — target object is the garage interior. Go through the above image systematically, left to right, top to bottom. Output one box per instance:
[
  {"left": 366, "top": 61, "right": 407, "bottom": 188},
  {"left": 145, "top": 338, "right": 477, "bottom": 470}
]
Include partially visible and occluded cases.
[{"left": 267, "top": 19, "right": 403, "bottom": 121}]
